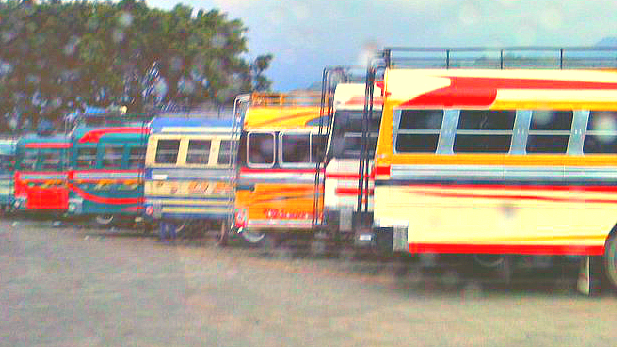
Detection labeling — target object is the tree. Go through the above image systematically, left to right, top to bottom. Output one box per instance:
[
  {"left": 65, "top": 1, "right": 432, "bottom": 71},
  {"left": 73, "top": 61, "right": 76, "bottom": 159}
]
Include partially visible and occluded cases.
[{"left": 0, "top": 0, "right": 273, "bottom": 132}]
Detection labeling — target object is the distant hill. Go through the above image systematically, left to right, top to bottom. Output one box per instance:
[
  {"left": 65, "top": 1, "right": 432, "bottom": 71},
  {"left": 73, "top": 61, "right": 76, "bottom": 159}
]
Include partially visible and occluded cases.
[{"left": 596, "top": 36, "right": 617, "bottom": 46}]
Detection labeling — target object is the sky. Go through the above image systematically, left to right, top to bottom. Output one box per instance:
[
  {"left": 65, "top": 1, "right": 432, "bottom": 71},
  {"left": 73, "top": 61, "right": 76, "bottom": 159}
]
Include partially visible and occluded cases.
[{"left": 146, "top": 0, "right": 617, "bottom": 91}]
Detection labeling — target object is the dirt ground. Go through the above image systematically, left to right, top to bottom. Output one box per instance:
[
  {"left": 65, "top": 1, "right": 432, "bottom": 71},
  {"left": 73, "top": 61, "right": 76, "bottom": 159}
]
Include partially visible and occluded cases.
[{"left": 1, "top": 217, "right": 617, "bottom": 347}]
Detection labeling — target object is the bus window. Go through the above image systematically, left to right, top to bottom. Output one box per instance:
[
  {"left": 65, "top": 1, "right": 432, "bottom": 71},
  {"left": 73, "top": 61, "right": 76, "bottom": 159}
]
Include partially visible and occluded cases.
[
  {"left": 396, "top": 109, "right": 443, "bottom": 153},
  {"left": 454, "top": 110, "right": 515, "bottom": 153},
  {"left": 526, "top": 110, "right": 572, "bottom": 154},
  {"left": 330, "top": 111, "right": 381, "bottom": 159},
  {"left": 584, "top": 111, "right": 617, "bottom": 154},
  {"left": 248, "top": 132, "right": 275, "bottom": 166},
  {"left": 281, "top": 133, "right": 311, "bottom": 164},
  {"left": 311, "top": 134, "right": 327, "bottom": 162},
  {"left": 154, "top": 140, "right": 180, "bottom": 164},
  {"left": 186, "top": 140, "right": 211, "bottom": 165},
  {"left": 217, "top": 140, "right": 232, "bottom": 165},
  {"left": 102, "top": 145, "right": 124, "bottom": 168},
  {"left": 127, "top": 146, "right": 146, "bottom": 169},
  {"left": 76, "top": 147, "right": 97, "bottom": 169},
  {"left": 21, "top": 149, "right": 38, "bottom": 171},
  {"left": 40, "top": 150, "right": 61, "bottom": 171},
  {"left": 0, "top": 154, "right": 14, "bottom": 171}
]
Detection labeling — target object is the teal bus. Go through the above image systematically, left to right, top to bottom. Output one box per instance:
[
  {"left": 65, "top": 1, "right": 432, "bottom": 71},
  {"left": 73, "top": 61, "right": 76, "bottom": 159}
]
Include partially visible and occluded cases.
[{"left": 67, "top": 113, "right": 149, "bottom": 225}]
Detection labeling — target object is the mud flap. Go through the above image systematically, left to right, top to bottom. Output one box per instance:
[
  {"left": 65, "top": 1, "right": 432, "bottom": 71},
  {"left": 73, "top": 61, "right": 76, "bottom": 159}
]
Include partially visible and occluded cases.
[
  {"left": 577, "top": 256, "right": 601, "bottom": 296},
  {"left": 576, "top": 257, "right": 591, "bottom": 295}
]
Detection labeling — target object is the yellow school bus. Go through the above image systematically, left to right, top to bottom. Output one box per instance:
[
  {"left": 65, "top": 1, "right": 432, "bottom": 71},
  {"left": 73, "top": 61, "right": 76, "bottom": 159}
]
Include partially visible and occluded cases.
[{"left": 365, "top": 47, "right": 617, "bottom": 289}]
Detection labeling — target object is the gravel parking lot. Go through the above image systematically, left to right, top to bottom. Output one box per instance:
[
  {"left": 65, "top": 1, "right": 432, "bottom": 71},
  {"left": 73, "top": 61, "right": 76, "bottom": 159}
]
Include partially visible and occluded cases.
[{"left": 2, "top": 217, "right": 617, "bottom": 347}]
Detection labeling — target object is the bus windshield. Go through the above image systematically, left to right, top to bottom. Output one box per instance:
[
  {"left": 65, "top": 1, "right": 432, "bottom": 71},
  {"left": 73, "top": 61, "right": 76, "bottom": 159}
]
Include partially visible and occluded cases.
[{"left": 329, "top": 110, "right": 381, "bottom": 159}]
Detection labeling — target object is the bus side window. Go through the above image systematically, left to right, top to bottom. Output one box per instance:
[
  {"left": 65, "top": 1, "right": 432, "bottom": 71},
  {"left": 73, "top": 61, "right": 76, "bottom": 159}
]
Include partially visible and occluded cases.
[
  {"left": 396, "top": 109, "right": 443, "bottom": 153},
  {"left": 454, "top": 110, "right": 514, "bottom": 153},
  {"left": 526, "top": 110, "right": 572, "bottom": 154},
  {"left": 584, "top": 111, "right": 617, "bottom": 154},
  {"left": 248, "top": 132, "right": 275, "bottom": 166},
  {"left": 281, "top": 133, "right": 311, "bottom": 164},
  {"left": 311, "top": 134, "right": 327, "bottom": 162},
  {"left": 154, "top": 139, "right": 180, "bottom": 164},
  {"left": 186, "top": 140, "right": 211, "bottom": 165},
  {"left": 217, "top": 140, "right": 233, "bottom": 166},
  {"left": 102, "top": 145, "right": 124, "bottom": 168},
  {"left": 127, "top": 146, "right": 146, "bottom": 169},
  {"left": 76, "top": 147, "right": 97, "bottom": 169},
  {"left": 21, "top": 149, "right": 38, "bottom": 171},
  {"left": 40, "top": 149, "right": 61, "bottom": 171},
  {"left": 0, "top": 155, "right": 14, "bottom": 171}
]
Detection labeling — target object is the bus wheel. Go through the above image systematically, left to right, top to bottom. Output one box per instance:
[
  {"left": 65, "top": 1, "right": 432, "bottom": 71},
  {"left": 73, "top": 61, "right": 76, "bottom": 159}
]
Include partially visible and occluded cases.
[
  {"left": 95, "top": 214, "right": 115, "bottom": 226},
  {"left": 174, "top": 223, "right": 186, "bottom": 237},
  {"left": 241, "top": 230, "right": 266, "bottom": 244},
  {"left": 603, "top": 234, "right": 617, "bottom": 289},
  {"left": 473, "top": 254, "right": 505, "bottom": 268}
]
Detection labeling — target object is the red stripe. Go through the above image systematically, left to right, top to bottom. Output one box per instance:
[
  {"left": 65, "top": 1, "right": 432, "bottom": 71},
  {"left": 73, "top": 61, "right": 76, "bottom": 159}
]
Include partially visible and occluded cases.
[
  {"left": 401, "top": 76, "right": 617, "bottom": 108},
  {"left": 78, "top": 127, "right": 149, "bottom": 144},
  {"left": 24, "top": 143, "right": 71, "bottom": 149},
  {"left": 374, "top": 165, "right": 391, "bottom": 177},
  {"left": 240, "top": 168, "right": 324, "bottom": 174},
  {"left": 71, "top": 169, "right": 141, "bottom": 174},
  {"left": 325, "top": 173, "right": 360, "bottom": 179},
  {"left": 410, "top": 183, "right": 617, "bottom": 194},
  {"left": 68, "top": 184, "right": 144, "bottom": 205},
  {"left": 335, "top": 187, "right": 374, "bottom": 195},
  {"left": 418, "top": 190, "right": 617, "bottom": 204},
  {"left": 410, "top": 242, "right": 604, "bottom": 256}
]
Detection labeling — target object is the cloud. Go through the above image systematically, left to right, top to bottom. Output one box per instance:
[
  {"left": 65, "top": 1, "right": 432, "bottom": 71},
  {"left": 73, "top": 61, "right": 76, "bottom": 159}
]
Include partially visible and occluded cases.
[{"left": 147, "top": 0, "right": 617, "bottom": 90}]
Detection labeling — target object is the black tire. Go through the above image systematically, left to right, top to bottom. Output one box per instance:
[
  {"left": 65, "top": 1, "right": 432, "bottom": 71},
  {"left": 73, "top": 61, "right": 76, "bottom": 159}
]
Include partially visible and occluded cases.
[{"left": 603, "top": 233, "right": 617, "bottom": 290}]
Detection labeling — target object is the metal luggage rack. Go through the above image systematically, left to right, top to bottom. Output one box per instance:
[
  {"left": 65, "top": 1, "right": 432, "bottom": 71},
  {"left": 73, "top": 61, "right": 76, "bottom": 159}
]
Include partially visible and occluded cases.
[
  {"left": 381, "top": 46, "right": 617, "bottom": 69},
  {"left": 249, "top": 91, "right": 322, "bottom": 107}
]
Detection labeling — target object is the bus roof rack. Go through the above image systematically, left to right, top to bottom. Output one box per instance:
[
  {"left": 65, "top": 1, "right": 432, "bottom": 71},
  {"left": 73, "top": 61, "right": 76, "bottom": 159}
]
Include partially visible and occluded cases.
[{"left": 381, "top": 46, "right": 617, "bottom": 69}]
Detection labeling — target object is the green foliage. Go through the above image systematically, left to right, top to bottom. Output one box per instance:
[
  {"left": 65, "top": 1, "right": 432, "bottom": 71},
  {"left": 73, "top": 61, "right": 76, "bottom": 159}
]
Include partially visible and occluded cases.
[{"left": 0, "top": 0, "right": 273, "bottom": 132}]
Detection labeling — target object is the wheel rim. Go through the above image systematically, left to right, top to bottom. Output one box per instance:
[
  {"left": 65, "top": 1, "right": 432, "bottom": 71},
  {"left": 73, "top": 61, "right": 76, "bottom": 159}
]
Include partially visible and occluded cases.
[
  {"left": 95, "top": 214, "right": 114, "bottom": 226},
  {"left": 174, "top": 223, "right": 186, "bottom": 233},
  {"left": 241, "top": 231, "right": 265, "bottom": 243},
  {"left": 473, "top": 254, "right": 505, "bottom": 268}
]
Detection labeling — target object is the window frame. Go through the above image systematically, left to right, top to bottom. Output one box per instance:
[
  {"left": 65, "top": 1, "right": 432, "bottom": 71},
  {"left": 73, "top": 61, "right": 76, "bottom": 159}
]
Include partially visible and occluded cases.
[
  {"left": 393, "top": 108, "right": 445, "bottom": 154},
  {"left": 453, "top": 109, "right": 517, "bottom": 154},
  {"left": 525, "top": 110, "right": 574, "bottom": 155},
  {"left": 582, "top": 110, "right": 617, "bottom": 155},
  {"left": 279, "top": 130, "right": 313, "bottom": 168},
  {"left": 247, "top": 131, "right": 276, "bottom": 168},
  {"left": 153, "top": 138, "right": 181, "bottom": 165},
  {"left": 216, "top": 138, "right": 234, "bottom": 167},
  {"left": 185, "top": 139, "right": 213, "bottom": 165},
  {"left": 101, "top": 144, "right": 125, "bottom": 169},
  {"left": 127, "top": 144, "right": 147, "bottom": 169},
  {"left": 74, "top": 145, "right": 98, "bottom": 170}
]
